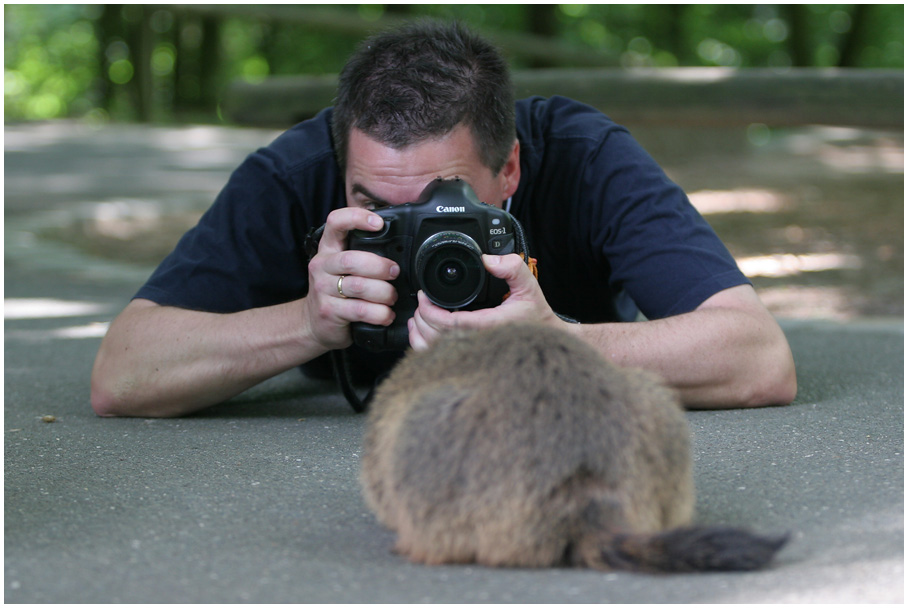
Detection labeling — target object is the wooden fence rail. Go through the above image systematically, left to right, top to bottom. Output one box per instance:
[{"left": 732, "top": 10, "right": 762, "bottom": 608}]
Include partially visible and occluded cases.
[{"left": 222, "top": 68, "right": 904, "bottom": 129}]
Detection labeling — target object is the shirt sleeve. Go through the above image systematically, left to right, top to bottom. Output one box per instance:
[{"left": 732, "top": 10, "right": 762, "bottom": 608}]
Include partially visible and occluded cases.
[
  {"left": 133, "top": 122, "right": 346, "bottom": 315},
  {"left": 580, "top": 127, "right": 750, "bottom": 320},
  {"left": 133, "top": 151, "right": 305, "bottom": 312}
]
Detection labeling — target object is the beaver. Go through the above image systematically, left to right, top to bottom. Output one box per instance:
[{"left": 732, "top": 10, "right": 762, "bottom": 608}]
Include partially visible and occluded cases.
[{"left": 360, "top": 323, "right": 788, "bottom": 572}]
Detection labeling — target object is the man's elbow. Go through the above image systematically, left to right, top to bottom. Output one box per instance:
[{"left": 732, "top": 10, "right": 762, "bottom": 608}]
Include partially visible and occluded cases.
[
  {"left": 731, "top": 307, "right": 798, "bottom": 408},
  {"left": 692, "top": 341, "right": 797, "bottom": 410},
  {"left": 90, "top": 347, "right": 134, "bottom": 416},
  {"left": 741, "top": 349, "right": 798, "bottom": 408},
  {"left": 90, "top": 369, "right": 179, "bottom": 418},
  {"left": 90, "top": 372, "right": 140, "bottom": 417},
  {"left": 90, "top": 381, "right": 121, "bottom": 417}
]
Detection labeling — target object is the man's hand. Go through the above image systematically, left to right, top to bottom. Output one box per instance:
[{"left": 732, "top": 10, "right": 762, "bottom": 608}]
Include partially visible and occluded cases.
[
  {"left": 92, "top": 207, "right": 402, "bottom": 418},
  {"left": 302, "top": 207, "right": 400, "bottom": 352},
  {"left": 407, "top": 253, "right": 797, "bottom": 410},
  {"left": 408, "top": 253, "right": 565, "bottom": 351}
]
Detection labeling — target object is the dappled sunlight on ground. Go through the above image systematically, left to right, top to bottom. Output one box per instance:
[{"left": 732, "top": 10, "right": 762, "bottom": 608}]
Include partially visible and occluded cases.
[
  {"left": 666, "top": 126, "right": 903, "bottom": 320},
  {"left": 783, "top": 127, "right": 904, "bottom": 175},
  {"left": 689, "top": 188, "right": 789, "bottom": 214},
  {"left": 42, "top": 198, "right": 204, "bottom": 265},
  {"left": 737, "top": 252, "right": 863, "bottom": 278},
  {"left": 756, "top": 286, "right": 860, "bottom": 320},
  {"left": 4, "top": 298, "right": 110, "bottom": 320},
  {"left": 4, "top": 298, "right": 111, "bottom": 342},
  {"left": 5, "top": 322, "right": 110, "bottom": 342}
]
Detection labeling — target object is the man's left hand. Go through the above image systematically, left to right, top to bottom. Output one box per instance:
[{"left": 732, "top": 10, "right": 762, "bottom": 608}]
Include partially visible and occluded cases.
[{"left": 407, "top": 253, "right": 564, "bottom": 351}]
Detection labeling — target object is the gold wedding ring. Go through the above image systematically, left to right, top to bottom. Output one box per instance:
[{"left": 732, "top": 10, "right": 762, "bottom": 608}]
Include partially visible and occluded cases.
[{"left": 337, "top": 275, "right": 348, "bottom": 298}]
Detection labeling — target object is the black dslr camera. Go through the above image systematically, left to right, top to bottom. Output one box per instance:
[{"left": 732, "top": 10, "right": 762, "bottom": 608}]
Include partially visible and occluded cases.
[{"left": 347, "top": 178, "right": 528, "bottom": 351}]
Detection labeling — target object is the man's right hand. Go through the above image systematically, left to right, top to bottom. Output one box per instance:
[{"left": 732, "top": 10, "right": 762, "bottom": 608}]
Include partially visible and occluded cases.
[
  {"left": 90, "top": 207, "right": 400, "bottom": 418},
  {"left": 300, "top": 207, "right": 400, "bottom": 353}
]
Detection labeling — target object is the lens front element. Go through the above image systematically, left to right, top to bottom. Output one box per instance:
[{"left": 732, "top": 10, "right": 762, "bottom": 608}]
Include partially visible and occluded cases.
[{"left": 415, "top": 232, "right": 485, "bottom": 309}]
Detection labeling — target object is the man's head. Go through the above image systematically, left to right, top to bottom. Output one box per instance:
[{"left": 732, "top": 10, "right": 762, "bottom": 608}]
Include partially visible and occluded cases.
[{"left": 332, "top": 20, "right": 516, "bottom": 176}]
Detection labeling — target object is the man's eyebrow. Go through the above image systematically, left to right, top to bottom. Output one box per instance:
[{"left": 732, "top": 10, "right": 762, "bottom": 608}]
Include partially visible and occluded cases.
[{"left": 351, "top": 183, "right": 392, "bottom": 206}]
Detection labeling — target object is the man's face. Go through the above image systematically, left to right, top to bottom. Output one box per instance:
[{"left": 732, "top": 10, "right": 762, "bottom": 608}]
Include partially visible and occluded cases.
[{"left": 344, "top": 123, "right": 518, "bottom": 210}]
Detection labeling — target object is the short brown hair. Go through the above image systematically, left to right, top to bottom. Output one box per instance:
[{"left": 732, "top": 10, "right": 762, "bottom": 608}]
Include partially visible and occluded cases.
[{"left": 332, "top": 20, "right": 515, "bottom": 174}]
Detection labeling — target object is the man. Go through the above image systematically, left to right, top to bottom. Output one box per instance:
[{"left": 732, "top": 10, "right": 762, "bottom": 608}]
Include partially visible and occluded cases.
[{"left": 91, "top": 20, "right": 796, "bottom": 418}]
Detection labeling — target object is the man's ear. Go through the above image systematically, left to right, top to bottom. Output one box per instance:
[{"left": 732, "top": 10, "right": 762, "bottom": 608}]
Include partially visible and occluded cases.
[{"left": 499, "top": 139, "right": 521, "bottom": 200}]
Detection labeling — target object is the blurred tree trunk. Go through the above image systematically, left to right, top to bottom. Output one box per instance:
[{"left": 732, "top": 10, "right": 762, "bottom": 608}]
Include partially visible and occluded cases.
[
  {"left": 527, "top": 3, "right": 556, "bottom": 37},
  {"left": 94, "top": 4, "right": 121, "bottom": 113},
  {"left": 383, "top": 4, "right": 412, "bottom": 16},
  {"left": 525, "top": 4, "right": 559, "bottom": 68},
  {"left": 665, "top": 4, "right": 688, "bottom": 64},
  {"left": 783, "top": 4, "right": 812, "bottom": 67},
  {"left": 837, "top": 4, "right": 871, "bottom": 67},
  {"left": 122, "top": 5, "right": 153, "bottom": 121},
  {"left": 172, "top": 13, "right": 194, "bottom": 112},
  {"left": 173, "top": 13, "right": 220, "bottom": 116},
  {"left": 198, "top": 16, "right": 221, "bottom": 110}
]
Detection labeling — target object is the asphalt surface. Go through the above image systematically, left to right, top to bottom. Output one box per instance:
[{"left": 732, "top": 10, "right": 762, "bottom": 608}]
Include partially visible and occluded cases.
[{"left": 4, "top": 121, "right": 904, "bottom": 603}]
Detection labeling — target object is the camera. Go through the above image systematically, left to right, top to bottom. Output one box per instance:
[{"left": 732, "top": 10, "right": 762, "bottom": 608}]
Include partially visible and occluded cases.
[{"left": 347, "top": 178, "right": 526, "bottom": 351}]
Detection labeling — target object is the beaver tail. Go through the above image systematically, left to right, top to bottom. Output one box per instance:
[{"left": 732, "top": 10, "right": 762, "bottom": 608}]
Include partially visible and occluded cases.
[{"left": 575, "top": 526, "right": 789, "bottom": 573}]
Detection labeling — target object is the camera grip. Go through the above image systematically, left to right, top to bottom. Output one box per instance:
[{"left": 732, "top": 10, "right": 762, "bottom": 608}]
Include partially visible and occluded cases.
[{"left": 352, "top": 321, "right": 411, "bottom": 352}]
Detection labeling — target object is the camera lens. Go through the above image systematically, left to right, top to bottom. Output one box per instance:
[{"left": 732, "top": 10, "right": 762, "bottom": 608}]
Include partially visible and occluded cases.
[
  {"left": 415, "top": 232, "right": 485, "bottom": 309},
  {"left": 439, "top": 262, "right": 462, "bottom": 284}
]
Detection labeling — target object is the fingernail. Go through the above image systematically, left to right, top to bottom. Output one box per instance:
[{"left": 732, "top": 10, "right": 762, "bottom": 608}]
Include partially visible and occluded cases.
[
  {"left": 367, "top": 214, "right": 383, "bottom": 228},
  {"left": 484, "top": 254, "right": 501, "bottom": 265},
  {"left": 389, "top": 264, "right": 400, "bottom": 279}
]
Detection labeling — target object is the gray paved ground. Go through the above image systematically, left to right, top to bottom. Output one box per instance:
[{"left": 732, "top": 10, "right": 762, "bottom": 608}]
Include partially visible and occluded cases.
[{"left": 5, "top": 121, "right": 904, "bottom": 602}]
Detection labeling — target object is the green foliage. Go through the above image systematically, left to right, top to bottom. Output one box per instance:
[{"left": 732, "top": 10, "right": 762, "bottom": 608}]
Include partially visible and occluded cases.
[
  {"left": 4, "top": 4, "right": 903, "bottom": 123},
  {"left": 5, "top": 4, "right": 101, "bottom": 120},
  {"left": 552, "top": 4, "right": 904, "bottom": 68}
]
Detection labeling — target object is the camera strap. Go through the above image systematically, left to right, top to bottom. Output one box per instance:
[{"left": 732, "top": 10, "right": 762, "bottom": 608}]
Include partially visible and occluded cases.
[{"left": 330, "top": 350, "right": 371, "bottom": 413}]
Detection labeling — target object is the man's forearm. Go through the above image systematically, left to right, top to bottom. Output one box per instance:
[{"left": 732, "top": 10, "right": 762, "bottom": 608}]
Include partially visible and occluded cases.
[
  {"left": 407, "top": 257, "right": 794, "bottom": 410},
  {"left": 573, "top": 286, "right": 797, "bottom": 409},
  {"left": 91, "top": 298, "right": 324, "bottom": 417}
]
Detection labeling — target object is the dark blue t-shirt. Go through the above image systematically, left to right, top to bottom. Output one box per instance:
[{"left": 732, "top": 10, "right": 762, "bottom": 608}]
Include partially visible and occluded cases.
[{"left": 136, "top": 96, "right": 748, "bottom": 324}]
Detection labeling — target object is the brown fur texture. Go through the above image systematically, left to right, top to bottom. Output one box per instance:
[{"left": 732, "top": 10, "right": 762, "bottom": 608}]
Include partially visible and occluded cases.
[{"left": 360, "top": 323, "right": 788, "bottom": 572}]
